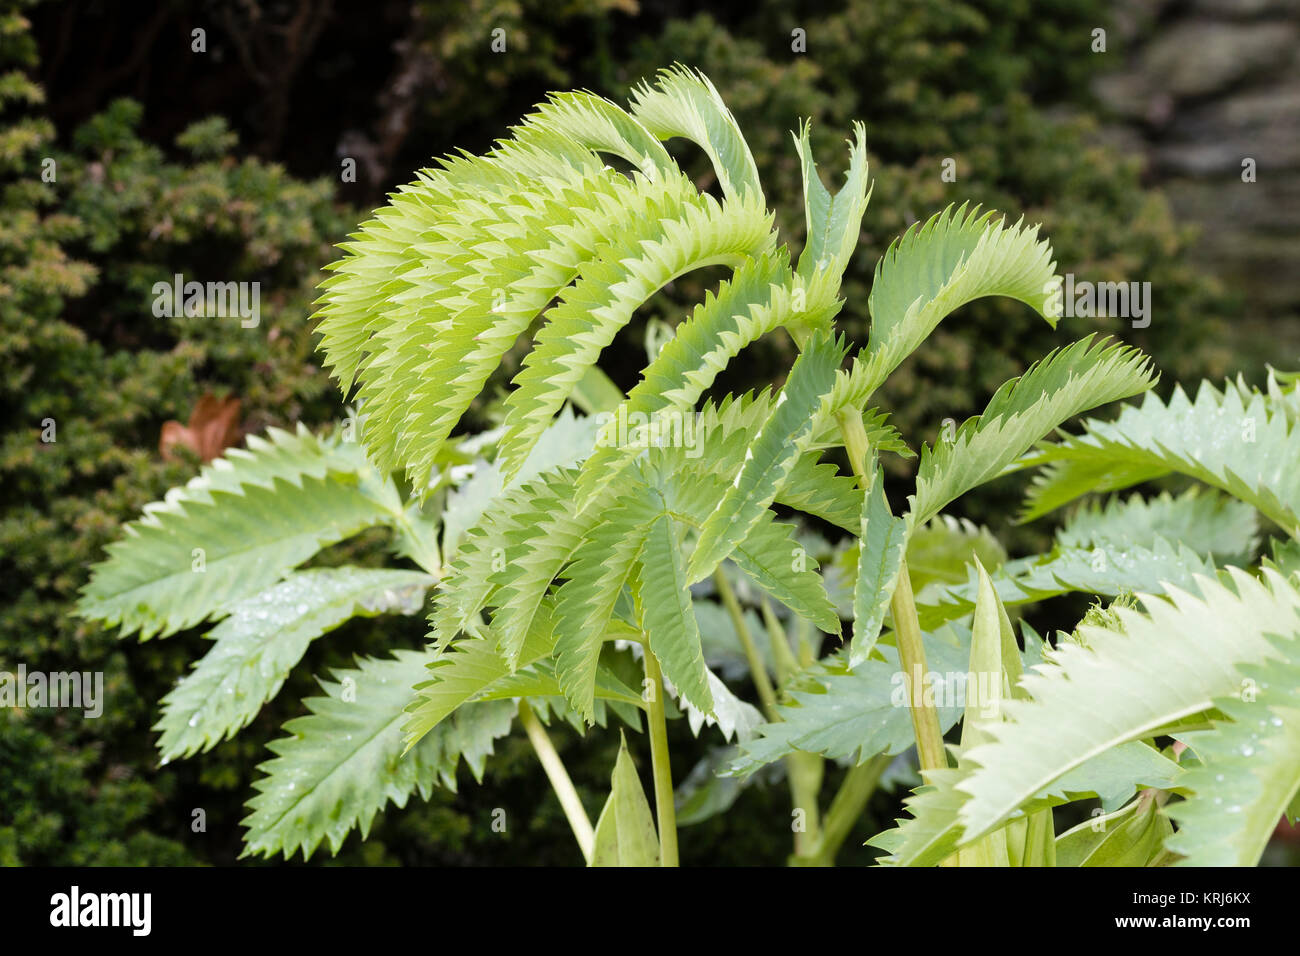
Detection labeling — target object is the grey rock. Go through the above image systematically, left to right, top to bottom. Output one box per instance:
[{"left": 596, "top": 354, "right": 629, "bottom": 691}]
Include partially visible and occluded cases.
[
  {"left": 1191, "top": 0, "right": 1300, "bottom": 18},
  {"left": 1145, "top": 20, "right": 1297, "bottom": 98},
  {"left": 1155, "top": 84, "right": 1300, "bottom": 172},
  {"left": 1163, "top": 176, "right": 1300, "bottom": 310}
]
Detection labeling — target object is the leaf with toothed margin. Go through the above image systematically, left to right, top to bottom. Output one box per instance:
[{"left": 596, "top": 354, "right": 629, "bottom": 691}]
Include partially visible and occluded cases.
[
  {"left": 629, "top": 64, "right": 763, "bottom": 204},
  {"left": 314, "top": 68, "right": 797, "bottom": 491},
  {"left": 793, "top": 119, "right": 871, "bottom": 282},
  {"left": 496, "top": 188, "right": 776, "bottom": 480},
  {"left": 812, "top": 202, "right": 1061, "bottom": 433},
  {"left": 687, "top": 330, "right": 847, "bottom": 582},
  {"left": 908, "top": 335, "right": 1155, "bottom": 527},
  {"left": 1019, "top": 376, "right": 1300, "bottom": 536},
  {"left": 77, "top": 426, "right": 400, "bottom": 640},
  {"left": 851, "top": 461, "right": 907, "bottom": 667},
  {"left": 655, "top": 462, "right": 841, "bottom": 636},
  {"left": 552, "top": 485, "right": 661, "bottom": 722},
  {"left": 1054, "top": 488, "right": 1258, "bottom": 565},
  {"left": 635, "top": 513, "right": 714, "bottom": 716},
  {"left": 913, "top": 535, "right": 1220, "bottom": 630},
  {"left": 156, "top": 568, "right": 432, "bottom": 761},
  {"left": 951, "top": 569, "right": 1300, "bottom": 852},
  {"left": 404, "top": 600, "right": 559, "bottom": 750},
  {"left": 728, "top": 624, "right": 973, "bottom": 777},
  {"left": 1166, "top": 632, "right": 1300, "bottom": 866},
  {"left": 242, "top": 649, "right": 514, "bottom": 860},
  {"left": 873, "top": 738, "right": 1184, "bottom": 867}
]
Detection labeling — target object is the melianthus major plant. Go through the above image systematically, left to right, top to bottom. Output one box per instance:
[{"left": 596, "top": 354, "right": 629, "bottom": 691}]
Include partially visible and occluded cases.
[{"left": 79, "top": 67, "right": 1300, "bottom": 867}]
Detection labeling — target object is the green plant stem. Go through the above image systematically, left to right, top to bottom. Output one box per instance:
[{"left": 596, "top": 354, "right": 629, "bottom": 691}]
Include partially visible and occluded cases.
[
  {"left": 835, "top": 408, "right": 947, "bottom": 774},
  {"left": 889, "top": 562, "right": 948, "bottom": 772},
  {"left": 713, "top": 568, "right": 779, "bottom": 718},
  {"left": 714, "top": 571, "right": 824, "bottom": 854},
  {"left": 761, "top": 598, "right": 801, "bottom": 684},
  {"left": 761, "top": 600, "right": 827, "bottom": 855},
  {"left": 642, "top": 650, "right": 679, "bottom": 866},
  {"left": 517, "top": 699, "right": 594, "bottom": 863},
  {"left": 786, "top": 752, "right": 825, "bottom": 858},
  {"left": 794, "top": 753, "right": 890, "bottom": 866}
]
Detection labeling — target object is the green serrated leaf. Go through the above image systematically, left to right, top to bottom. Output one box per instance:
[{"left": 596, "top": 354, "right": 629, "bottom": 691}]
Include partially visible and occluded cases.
[
  {"left": 816, "top": 203, "right": 1061, "bottom": 426},
  {"left": 687, "top": 331, "right": 846, "bottom": 582},
  {"left": 909, "top": 335, "right": 1155, "bottom": 526},
  {"left": 1021, "top": 376, "right": 1300, "bottom": 534},
  {"left": 851, "top": 462, "right": 906, "bottom": 666},
  {"left": 78, "top": 471, "right": 395, "bottom": 640},
  {"left": 1056, "top": 488, "right": 1258, "bottom": 565},
  {"left": 636, "top": 513, "right": 714, "bottom": 716},
  {"left": 915, "top": 535, "right": 1219, "bottom": 630},
  {"left": 157, "top": 568, "right": 431, "bottom": 760},
  {"left": 955, "top": 569, "right": 1300, "bottom": 848},
  {"left": 404, "top": 601, "right": 558, "bottom": 750},
  {"left": 730, "top": 624, "right": 973, "bottom": 776},
  {"left": 1166, "top": 633, "right": 1300, "bottom": 866},
  {"left": 243, "top": 650, "right": 513, "bottom": 859}
]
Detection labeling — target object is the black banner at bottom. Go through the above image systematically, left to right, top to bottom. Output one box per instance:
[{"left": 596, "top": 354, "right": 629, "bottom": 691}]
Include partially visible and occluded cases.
[{"left": 0, "top": 864, "right": 1278, "bottom": 943}]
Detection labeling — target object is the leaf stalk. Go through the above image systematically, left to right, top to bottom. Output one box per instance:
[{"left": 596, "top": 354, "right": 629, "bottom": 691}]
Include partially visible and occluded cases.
[
  {"left": 643, "top": 649, "right": 680, "bottom": 866},
  {"left": 517, "top": 699, "right": 595, "bottom": 863}
]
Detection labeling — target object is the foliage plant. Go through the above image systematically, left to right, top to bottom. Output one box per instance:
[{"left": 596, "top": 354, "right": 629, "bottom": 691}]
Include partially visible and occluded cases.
[
  {"left": 11, "top": 0, "right": 1233, "bottom": 867},
  {"left": 79, "top": 67, "right": 1300, "bottom": 866}
]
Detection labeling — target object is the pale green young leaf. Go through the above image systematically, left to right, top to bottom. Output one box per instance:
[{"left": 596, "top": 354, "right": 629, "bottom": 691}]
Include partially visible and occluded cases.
[
  {"left": 629, "top": 64, "right": 763, "bottom": 204},
  {"left": 512, "top": 88, "right": 673, "bottom": 177},
  {"left": 793, "top": 119, "right": 871, "bottom": 282},
  {"left": 316, "top": 162, "right": 630, "bottom": 484},
  {"left": 497, "top": 188, "right": 776, "bottom": 478},
  {"left": 816, "top": 203, "right": 1060, "bottom": 425},
  {"left": 575, "top": 253, "right": 846, "bottom": 504},
  {"left": 687, "top": 331, "right": 847, "bottom": 582},
  {"left": 908, "top": 335, "right": 1155, "bottom": 526},
  {"left": 1020, "top": 377, "right": 1300, "bottom": 534},
  {"left": 851, "top": 462, "right": 907, "bottom": 666},
  {"left": 430, "top": 467, "right": 590, "bottom": 656},
  {"left": 552, "top": 487, "right": 660, "bottom": 721},
  {"left": 725, "top": 512, "right": 842, "bottom": 637},
  {"left": 635, "top": 513, "right": 714, "bottom": 716},
  {"left": 951, "top": 561, "right": 1031, "bottom": 866},
  {"left": 157, "top": 568, "right": 431, "bottom": 761},
  {"left": 954, "top": 569, "right": 1300, "bottom": 847},
  {"left": 404, "top": 601, "right": 558, "bottom": 750},
  {"left": 1166, "top": 634, "right": 1300, "bottom": 866},
  {"left": 244, "top": 650, "right": 514, "bottom": 859},
  {"left": 470, "top": 657, "right": 646, "bottom": 714},
  {"left": 591, "top": 734, "right": 661, "bottom": 867}
]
